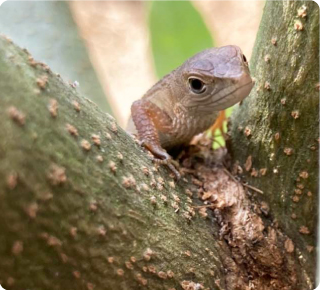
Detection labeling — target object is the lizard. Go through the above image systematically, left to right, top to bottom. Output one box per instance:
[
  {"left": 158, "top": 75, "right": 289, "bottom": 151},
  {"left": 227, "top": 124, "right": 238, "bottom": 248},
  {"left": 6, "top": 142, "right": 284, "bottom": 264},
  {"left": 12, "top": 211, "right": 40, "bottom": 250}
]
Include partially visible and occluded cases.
[{"left": 127, "top": 45, "right": 253, "bottom": 179}]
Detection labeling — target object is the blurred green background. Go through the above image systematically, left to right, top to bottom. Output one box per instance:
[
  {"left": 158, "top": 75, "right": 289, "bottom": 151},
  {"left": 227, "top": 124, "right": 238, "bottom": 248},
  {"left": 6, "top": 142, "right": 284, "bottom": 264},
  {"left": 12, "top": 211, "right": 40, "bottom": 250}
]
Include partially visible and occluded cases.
[
  {"left": 0, "top": 1, "right": 112, "bottom": 113},
  {"left": 149, "top": 1, "right": 213, "bottom": 78}
]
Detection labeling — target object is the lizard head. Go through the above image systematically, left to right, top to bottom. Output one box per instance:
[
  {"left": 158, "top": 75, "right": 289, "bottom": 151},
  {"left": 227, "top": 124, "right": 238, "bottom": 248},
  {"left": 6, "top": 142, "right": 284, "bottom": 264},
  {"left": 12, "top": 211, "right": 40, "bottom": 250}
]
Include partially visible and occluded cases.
[{"left": 179, "top": 45, "right": 253, "bottom": 113}]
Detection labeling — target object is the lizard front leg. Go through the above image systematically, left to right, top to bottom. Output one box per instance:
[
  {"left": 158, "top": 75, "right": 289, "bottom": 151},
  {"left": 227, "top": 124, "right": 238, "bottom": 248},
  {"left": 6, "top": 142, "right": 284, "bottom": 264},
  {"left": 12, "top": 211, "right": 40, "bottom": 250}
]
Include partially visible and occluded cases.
[{"left": 131, "top": 99, "right": 180, "bottom": 179}]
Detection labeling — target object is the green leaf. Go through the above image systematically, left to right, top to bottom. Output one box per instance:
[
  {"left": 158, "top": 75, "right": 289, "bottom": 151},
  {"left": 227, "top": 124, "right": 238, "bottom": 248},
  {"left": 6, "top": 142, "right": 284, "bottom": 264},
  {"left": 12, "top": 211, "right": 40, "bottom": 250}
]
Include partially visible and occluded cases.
[{"left": 149, "top": 0, "right": 214, "bottom": 78}]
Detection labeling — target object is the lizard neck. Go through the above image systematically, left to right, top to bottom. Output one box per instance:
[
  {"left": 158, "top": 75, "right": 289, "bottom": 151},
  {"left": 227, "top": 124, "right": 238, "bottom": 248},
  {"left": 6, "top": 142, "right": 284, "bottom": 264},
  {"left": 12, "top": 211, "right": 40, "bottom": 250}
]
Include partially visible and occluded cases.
[
  {"left": 159, "top": 102, "right": 219, "bottom": 149},
  {"left": 173, "top": 103, "right": 219, "bottom": 135}
]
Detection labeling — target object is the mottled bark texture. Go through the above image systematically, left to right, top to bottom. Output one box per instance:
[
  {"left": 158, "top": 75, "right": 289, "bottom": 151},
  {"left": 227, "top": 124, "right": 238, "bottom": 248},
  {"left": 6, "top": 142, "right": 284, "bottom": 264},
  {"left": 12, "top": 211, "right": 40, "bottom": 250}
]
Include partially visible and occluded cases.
[
  {"left": 228, "top": 0, "right": 319, "bottom": 281},
  {"left": 0, "top": 35, "right": 229, "bottom": 290}
]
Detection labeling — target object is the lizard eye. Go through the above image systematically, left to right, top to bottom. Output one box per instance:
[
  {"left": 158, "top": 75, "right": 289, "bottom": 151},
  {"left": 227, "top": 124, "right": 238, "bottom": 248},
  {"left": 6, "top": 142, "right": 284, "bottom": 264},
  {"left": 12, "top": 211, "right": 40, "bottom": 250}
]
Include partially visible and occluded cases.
[{"left": 188, "top": 78, "right": 206, "bottom": 94}]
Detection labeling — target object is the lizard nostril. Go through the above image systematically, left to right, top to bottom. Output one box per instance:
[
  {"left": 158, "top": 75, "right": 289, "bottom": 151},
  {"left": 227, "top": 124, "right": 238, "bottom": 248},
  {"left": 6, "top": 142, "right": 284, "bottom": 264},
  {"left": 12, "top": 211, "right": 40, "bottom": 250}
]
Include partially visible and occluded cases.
[{"left": 242, "top": 54, "right": 247, "bottom": 63}]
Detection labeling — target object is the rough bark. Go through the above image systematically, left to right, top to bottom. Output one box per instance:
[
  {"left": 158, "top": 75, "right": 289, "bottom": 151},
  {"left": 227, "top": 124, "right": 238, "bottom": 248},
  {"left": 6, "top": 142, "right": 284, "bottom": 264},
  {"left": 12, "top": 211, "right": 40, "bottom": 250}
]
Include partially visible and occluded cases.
[
  {"left": 228, "top": 0, "right": 318, "bottom": 281},
  {"left": 0, "top": 1, "right": 317, "bottom": 289},
  {"left": 0, "top": 35, "right": 229, "bottom": 290}
]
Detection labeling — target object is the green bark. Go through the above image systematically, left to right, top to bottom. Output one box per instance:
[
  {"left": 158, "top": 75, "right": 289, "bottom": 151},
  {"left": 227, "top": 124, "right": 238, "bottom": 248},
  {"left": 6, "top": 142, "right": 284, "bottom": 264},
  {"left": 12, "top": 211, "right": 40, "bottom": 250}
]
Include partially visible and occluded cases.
[
  {"left": 229, "top": 0, "right": 319, "bottom": 280},
  {"left": 0, "top": 35, "right": 235, "bottom": 290}
]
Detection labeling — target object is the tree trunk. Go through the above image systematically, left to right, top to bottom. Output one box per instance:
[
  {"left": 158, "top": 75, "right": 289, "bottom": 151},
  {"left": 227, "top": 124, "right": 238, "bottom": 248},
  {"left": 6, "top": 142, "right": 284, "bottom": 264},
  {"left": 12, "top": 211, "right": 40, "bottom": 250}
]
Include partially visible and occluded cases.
[
  {"left": 228, "top": 0, "right": 318, "bottom": 281},
  {"left": 0, "top": 1, "right": 317, "bottom": 289}
]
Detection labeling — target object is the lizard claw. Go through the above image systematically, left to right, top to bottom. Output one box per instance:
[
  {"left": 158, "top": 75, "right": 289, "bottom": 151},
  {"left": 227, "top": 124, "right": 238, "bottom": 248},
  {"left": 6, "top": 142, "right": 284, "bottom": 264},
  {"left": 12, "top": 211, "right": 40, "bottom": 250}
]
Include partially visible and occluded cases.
[
  {"left": 140, "top": 140, "right": 181, "bottom": 179},
  {"left": 152, "top": 156, "right": 181, "bottom": 180},
  {"left": 166, "top": 162, "right": 181, "bottom": 179}
]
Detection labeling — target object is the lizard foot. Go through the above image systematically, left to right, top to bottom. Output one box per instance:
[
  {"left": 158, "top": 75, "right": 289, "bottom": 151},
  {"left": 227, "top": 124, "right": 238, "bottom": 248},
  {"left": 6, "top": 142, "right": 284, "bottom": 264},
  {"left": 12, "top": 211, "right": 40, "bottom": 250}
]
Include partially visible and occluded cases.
[
  {"left": 140, "top": 140, "right": 181, "bottom": 179},
  {"left": 153, "top": 157, "right": 181, "bottom": 180}
]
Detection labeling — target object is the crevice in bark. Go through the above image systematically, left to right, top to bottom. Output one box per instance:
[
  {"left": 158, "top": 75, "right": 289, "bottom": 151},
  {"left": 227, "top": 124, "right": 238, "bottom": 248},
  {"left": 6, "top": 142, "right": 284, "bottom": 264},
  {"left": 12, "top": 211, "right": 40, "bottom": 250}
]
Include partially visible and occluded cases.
[{"left": 178, "top": 144, "right": 311, "bottom": 290}]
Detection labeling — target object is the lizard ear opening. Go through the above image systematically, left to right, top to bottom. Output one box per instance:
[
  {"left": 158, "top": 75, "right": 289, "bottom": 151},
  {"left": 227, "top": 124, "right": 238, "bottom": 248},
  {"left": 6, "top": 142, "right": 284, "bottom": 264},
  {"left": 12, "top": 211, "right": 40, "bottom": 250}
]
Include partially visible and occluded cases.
[{"left": 188, "top": 78, "right": 206, "bottom": 94}]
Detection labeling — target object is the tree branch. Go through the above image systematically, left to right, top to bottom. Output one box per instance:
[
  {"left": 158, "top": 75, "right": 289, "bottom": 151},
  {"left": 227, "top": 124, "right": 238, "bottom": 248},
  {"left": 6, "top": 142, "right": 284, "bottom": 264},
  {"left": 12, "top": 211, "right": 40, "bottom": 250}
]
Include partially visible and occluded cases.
[
  {"left": 228, "top": 0, "right": 318, "bottom": 281},
  {"left": 0, "top": 34, "right": 236, "bottom": 290}
]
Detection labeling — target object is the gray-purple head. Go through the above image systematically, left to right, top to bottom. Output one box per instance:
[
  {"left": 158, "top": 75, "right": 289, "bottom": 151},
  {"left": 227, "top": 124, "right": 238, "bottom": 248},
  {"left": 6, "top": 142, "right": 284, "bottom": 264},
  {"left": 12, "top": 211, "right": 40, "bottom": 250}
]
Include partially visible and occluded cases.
[{"left": 178, "top": 45, "right": 253, "bottom": 113}]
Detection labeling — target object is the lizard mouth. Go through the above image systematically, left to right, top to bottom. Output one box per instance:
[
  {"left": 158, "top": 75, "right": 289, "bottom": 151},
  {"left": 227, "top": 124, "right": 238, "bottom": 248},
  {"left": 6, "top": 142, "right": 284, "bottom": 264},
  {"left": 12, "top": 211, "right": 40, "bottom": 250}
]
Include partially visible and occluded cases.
[
  {"left": 186, "top": 73, "right": 253, "bottom": 112},
  {"left": 209, "top": 78, "right": 253, "bottom": 109}
]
